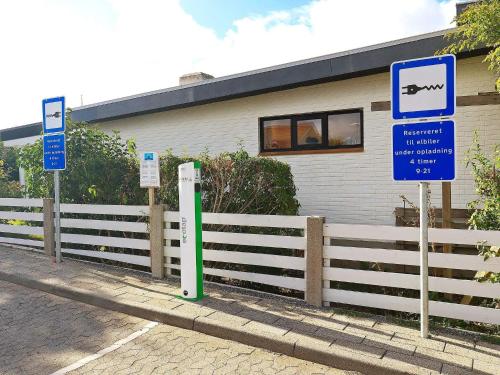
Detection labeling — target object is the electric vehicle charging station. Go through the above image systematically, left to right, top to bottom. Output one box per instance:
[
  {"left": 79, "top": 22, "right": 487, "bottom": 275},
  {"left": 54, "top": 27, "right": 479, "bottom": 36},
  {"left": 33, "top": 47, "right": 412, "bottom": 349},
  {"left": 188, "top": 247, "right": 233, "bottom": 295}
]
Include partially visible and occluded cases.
[{"left": 178, "top": 161, "right": 204, "bottom": 300}]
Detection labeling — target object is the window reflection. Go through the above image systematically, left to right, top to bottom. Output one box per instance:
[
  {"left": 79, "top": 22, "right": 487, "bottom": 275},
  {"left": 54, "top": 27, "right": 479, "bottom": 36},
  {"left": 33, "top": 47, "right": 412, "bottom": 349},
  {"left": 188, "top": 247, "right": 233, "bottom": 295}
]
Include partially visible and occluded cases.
[
  {"left": 260, "top": 110, "right": 363, "bottom": 153},
  {"left": 328, "top": 113, "right": 361, "bottom": 146},
  {"left": 263, "top": 119, "right": 291, "bottom": 149},
  {"left": 297, "top": 119, "right": 322, "bottom": 146}
]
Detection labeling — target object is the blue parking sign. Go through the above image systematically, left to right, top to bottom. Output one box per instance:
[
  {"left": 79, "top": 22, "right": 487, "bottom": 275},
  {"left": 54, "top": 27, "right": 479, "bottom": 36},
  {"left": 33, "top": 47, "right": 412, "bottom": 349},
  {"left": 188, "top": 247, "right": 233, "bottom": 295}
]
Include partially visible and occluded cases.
[
  {"left": 391, "top": 55, "right": 455, "bottom": 120},
  {"left": 42, "top": 97, "right": 65, "bottom": 134},
  {"left": 392, "top": 120, "right": 455, "bottom": 181},
  {"left": 43, "top": 133, "right": 66, "bottom": 171}
]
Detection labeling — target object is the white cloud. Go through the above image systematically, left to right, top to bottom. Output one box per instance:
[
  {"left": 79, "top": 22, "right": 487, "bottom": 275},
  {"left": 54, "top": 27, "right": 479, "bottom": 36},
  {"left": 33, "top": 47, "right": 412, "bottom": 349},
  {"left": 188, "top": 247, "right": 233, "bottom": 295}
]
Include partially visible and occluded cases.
[{"left": 0, "top": 0, "right": 455, "bottom": 129}]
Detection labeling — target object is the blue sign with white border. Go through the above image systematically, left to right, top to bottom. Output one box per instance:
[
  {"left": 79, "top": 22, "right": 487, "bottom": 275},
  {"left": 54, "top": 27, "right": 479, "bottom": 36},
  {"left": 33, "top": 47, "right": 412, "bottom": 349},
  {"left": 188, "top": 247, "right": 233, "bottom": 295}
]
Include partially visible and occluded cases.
[
  {"left": 391, "top": 55, "right": 455, "bottom": 120},
  {"left": 42, "top": 96, "right": 65, "bottom": 134},
  {"left": 392, "top": 120, "right": 455, "bottom": 181},
  {"left": 43, "top": 133, "right": 66, "bottom": 171},
  {"left": 144, "top": 152, "right": 155, "bottom": 161}
]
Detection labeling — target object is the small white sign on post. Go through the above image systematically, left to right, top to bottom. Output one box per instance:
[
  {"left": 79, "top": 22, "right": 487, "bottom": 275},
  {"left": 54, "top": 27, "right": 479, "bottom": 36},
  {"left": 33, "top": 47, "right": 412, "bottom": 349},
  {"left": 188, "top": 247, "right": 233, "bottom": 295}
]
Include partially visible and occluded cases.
[{"left": 140, "top": 152, "right": 160, "bottom": 188}]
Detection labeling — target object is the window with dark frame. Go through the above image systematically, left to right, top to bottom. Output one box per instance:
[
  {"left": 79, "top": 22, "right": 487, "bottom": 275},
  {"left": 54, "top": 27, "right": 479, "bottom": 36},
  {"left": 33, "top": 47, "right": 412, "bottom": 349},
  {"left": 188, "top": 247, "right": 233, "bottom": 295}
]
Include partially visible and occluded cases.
[
  {"left": 259, "top": 109, "right": 363, "bottom": 153},
  {"left": 262, "top": 118, "right": 291, "bottom": 150}
]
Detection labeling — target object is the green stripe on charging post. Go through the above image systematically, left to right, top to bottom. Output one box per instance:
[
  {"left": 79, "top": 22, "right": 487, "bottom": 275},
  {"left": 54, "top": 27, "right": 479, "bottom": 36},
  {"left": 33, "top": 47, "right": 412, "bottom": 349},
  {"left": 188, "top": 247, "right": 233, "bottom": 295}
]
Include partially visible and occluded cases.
[{"left": 179, "top": 161, "right": 204, "bottom": 301}]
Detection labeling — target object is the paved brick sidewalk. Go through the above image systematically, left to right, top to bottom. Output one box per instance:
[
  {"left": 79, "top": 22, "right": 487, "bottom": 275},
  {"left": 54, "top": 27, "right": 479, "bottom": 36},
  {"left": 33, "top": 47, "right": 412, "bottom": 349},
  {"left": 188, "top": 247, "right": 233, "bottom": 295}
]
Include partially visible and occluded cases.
[
  {"left": 1, "top": 246, "right": 499, "bottom": 375},
  {"left": 0, "top": 280, "right": 352, "bottom": 375},
  {"left": 0, "top": 280, "right": 148, "bottom": 375},
  {"left": 69, "top": 320, "right": 354, "bottom": 375}
]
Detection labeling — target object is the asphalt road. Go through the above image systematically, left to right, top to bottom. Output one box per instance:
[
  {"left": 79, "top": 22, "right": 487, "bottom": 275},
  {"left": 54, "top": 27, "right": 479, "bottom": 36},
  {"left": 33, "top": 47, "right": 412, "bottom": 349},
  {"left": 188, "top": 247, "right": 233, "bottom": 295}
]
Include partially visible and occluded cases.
[{"left": 0, "top": 281, "right": 355, "bottom": 375}]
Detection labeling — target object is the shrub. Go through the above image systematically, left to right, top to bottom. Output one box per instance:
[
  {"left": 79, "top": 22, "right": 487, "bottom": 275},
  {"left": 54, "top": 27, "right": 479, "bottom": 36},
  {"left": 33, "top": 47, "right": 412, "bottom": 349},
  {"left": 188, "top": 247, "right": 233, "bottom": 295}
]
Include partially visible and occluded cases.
[
  {"left": 17, "top": 114, "right": 299, "bottom": 215},
  {"left": 18, "top": 115, "right": 145, "bottom": 205},
  {"left": 465, "top": 131, "right": 499, "bottom": 291},
  {"left": 465, "top": 131, "right": 499, "bottom": 231},
  {"left": 0, "top": 142, "right": 22, "bottom": 198},
  {"left": 0, "top": 142, "right": 20, "bottom": 182},
  {"left": 158, "top": 148, "right": 300, "bottom": 215},
  {"left": 0, "top": 160, "right": 22, "bottom": 198}
]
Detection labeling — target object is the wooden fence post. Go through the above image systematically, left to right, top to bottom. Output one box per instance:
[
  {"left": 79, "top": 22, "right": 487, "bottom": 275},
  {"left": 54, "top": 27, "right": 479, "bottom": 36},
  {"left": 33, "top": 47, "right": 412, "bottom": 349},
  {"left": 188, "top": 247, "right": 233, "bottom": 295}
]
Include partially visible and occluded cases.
[
  {"left": 43, "top": 198, "right": 54, "bottom": 257},
  {"left": 150, "top": 204, "right": 165, "bottom": 279},
  {"left": 305, "top": 216, "right": 325, "bottom": 307}
]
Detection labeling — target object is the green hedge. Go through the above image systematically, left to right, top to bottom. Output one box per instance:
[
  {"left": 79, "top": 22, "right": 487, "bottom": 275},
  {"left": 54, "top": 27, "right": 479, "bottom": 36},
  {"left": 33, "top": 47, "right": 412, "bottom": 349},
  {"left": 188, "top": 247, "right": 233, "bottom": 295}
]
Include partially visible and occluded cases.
[{"left": 17, "top": 115, "right": 300, "bottom": 215}]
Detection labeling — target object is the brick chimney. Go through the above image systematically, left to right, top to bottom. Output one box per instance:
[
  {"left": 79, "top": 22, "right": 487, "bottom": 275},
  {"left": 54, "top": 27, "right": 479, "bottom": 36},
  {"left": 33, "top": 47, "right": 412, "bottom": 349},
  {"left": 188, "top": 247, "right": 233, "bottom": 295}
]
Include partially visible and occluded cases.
[{"left": 179, "top": 72, "right": 214, "bottom": 86}]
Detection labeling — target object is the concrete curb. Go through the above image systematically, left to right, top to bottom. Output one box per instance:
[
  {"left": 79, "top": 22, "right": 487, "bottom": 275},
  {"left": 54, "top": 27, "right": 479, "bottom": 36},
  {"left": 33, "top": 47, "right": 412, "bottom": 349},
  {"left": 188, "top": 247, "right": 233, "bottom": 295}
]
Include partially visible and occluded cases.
[{"left": 0, "top": 270, "right": 412, "bottom": 375}]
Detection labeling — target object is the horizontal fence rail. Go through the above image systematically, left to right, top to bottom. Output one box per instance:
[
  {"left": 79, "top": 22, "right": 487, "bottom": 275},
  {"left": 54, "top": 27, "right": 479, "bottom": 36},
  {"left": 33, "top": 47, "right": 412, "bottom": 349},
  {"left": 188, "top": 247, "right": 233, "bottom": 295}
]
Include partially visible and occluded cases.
[
  {"left": 0, "top": 198, "right": 43, "bottom": 207},
  {"left": 60, "top": 204, "right": 149, "bottom": 216},
  {"left": 0, "top": 211, "right": 43, "bottom": 221},
  {"left": 164, "top": 211, "right": 308, "bottom": 293},
  {"left": 165, "top": 211, "right": 306, "bottom": 229},
  {"left": 60, "top": 218, "right": 147, "bottom": 233},
  {"left": 323, "top": 223, "right": 500, "bottom": 325},
  {"left": 324, "top": 223, "right": 500, "bottom": 246},
  {"left": 165, "top": 228, "right": 306, "bottom": 250},
  {"left": 0, "top": 237, "right": 44, "bottom": 249},
  {"left": 164, "top": 246, "right": 305, "bottom": 271},
  {"left": 323, "top": 246, "right": 500, "bottom": 272},
  {"left": 61, "top": 248, "right": 150, "bottom": 267},
  {"left": 322, "top": 289, "right": 499, "bottom": 324}
]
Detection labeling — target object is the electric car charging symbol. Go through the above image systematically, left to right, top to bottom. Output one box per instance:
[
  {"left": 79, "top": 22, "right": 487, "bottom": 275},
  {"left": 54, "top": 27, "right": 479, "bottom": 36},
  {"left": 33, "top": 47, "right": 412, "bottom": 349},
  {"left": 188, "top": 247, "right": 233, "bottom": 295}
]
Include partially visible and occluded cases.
[
  {"left": 402, "top": 84, "right": 444, "bottom": 95},
  {"left": 46, "top": 111, "right": 61, "bottom": 119}
]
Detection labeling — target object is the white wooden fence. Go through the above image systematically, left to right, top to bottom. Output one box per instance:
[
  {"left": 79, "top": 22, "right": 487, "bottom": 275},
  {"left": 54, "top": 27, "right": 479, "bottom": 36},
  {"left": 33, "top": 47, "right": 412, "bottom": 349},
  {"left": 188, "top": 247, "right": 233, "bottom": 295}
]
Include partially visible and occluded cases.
[
  {"left": 1, "top": 197, "right": 499, "bottom": 326},
  {"left": 0, "top": 198, "right": 150, "bottom": 267},
  {"left": 0, "top": 198, "right": 45, "bottom": 249},
  {"left": 0, "top": 198, "right": 309, "bottom": 295},
  {"left": 59, "top": 203, "right": 150, "bottom": 267},
  {"left": 164, "top": 211, "right": 307, "bottom": 292},
  {"left": 323, "top": 224, "right": 500, "bottom": 325}
]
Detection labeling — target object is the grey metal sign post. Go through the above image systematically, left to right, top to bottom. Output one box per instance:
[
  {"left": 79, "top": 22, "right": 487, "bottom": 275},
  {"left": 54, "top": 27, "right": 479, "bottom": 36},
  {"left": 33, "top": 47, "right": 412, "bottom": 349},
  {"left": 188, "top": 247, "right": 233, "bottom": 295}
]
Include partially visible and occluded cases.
[
  {"left": 42, "top": 97, "right": 66, "bottom": 264},
  {"left": 54, "top": 170, "right": 61, "bottom": 263},
  {"left": 419, "top": 182, "right": 429, "bottom": 337}
]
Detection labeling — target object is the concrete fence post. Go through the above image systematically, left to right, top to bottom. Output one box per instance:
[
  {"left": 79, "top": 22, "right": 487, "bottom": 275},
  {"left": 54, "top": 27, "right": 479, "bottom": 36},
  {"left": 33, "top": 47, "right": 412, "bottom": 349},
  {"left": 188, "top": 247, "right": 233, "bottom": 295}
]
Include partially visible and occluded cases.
[
  {"left": 43, "top": 198, "right": 55, "bottom": 257},
  {"left": 150, "top": 204, "right": 165, "bottom": 279},
  {"left": 305, "top": 216, "right": 325, "bottom": 307}
]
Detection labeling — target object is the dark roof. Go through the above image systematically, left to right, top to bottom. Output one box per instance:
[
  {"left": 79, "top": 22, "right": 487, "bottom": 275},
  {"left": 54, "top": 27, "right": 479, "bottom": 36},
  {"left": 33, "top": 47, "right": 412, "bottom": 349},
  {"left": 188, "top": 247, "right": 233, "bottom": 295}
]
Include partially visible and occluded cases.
[
  {"left": 0, "top": 29, "right": 487, "bottom": 142},
  {"left": 0, "top": 122, "right": 42, "bottom": 142}
]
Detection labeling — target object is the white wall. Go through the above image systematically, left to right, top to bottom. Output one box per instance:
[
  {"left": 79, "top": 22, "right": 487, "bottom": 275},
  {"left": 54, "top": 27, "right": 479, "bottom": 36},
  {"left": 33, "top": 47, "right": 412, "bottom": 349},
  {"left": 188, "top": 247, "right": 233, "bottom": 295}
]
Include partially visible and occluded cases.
[
  {"left": 98, "top": 56, "right": 499, "bottom": 225},
  {"left": 3, "top": 135, "right": 40, "bottom": 147}
]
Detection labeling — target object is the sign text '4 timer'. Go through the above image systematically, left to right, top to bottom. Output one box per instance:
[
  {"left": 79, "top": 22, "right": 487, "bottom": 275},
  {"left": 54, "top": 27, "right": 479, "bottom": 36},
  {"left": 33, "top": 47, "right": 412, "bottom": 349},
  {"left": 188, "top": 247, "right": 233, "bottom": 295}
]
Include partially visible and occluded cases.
[
  {"left": 392, "top": 120, "right": 455, "bottom": 181},
  {"left": 43, "top": 132, "right": 66, "bottom": 170}
]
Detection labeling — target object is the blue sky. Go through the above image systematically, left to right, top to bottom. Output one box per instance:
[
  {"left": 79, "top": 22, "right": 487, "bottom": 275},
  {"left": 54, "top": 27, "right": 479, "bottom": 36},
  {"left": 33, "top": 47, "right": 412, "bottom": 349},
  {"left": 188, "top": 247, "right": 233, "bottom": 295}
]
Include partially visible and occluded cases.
[
  {"left": 0, "top": 0, "right": 456, "bottom": 128},
  {"left": 180, "top": 0, "right": 311, "bottom": 37}
]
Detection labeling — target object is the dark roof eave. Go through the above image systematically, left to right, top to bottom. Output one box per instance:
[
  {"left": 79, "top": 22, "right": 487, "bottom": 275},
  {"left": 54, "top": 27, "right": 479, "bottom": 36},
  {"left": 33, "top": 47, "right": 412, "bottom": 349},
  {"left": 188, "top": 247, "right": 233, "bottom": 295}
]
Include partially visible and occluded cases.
[
  {"left": 0, "top": 31, "right": 489, "bottom": 142},
  {"left": 70, "top": 34, "right": 488, "bottom": 124},
  {"left": 0, "top": 122, "right": 42, "bottom": 142}
]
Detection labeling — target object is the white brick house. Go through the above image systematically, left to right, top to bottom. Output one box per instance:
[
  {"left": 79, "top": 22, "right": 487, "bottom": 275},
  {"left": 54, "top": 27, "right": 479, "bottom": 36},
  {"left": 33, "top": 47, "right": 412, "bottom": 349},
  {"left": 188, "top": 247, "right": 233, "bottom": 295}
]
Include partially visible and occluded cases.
[{"left": 2, "top": 31, "right": 498, "bottom": 225}]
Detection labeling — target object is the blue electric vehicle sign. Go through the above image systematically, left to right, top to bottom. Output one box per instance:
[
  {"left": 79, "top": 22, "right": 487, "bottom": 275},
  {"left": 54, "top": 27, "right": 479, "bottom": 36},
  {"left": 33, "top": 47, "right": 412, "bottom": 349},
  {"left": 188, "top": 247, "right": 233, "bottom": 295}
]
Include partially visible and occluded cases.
[
  {"left": 391, "top": 55, "right": 455, "bottom": 120},
  {"left": 42, "top": 97, "right": 65, "bottom": 134},
  {"left": 392, "top": 120, "right": 455, "bottom": 181},
  {"left": 43, "top": 133, "right": 66, "bottom": 171}
]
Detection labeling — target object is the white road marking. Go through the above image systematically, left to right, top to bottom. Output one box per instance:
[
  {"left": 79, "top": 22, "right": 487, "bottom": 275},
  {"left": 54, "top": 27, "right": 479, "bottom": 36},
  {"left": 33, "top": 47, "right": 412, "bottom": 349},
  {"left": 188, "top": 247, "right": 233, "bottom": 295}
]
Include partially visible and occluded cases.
[{"left": 50, "top": 321, "right": 159, "bottom": 375}]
